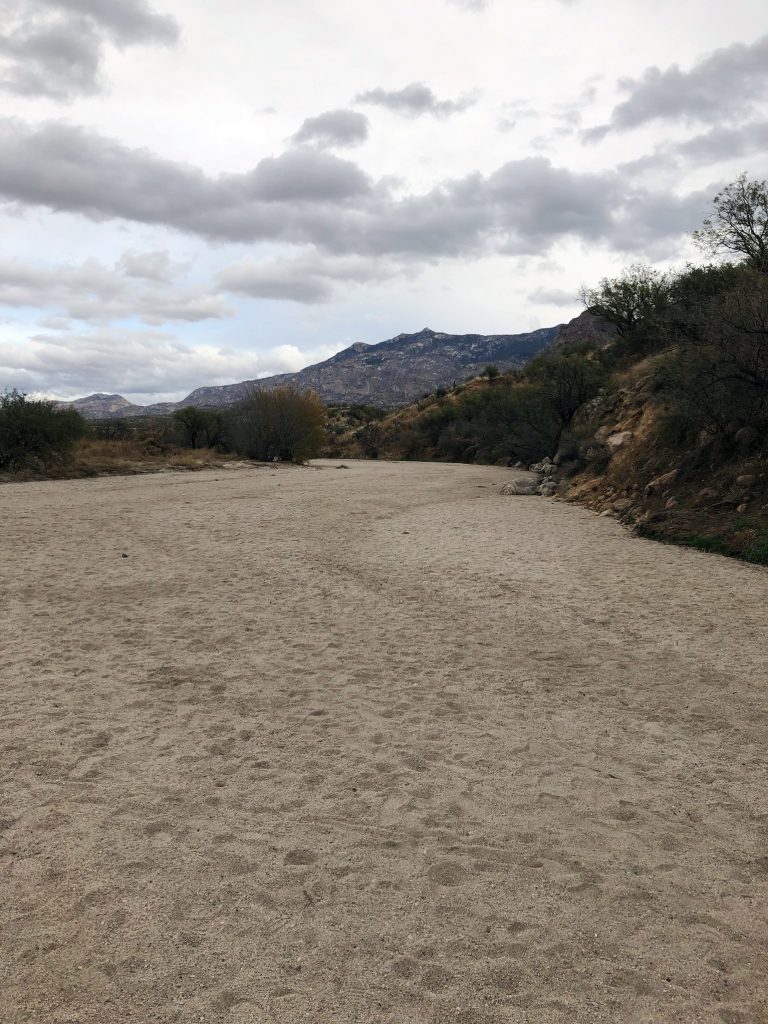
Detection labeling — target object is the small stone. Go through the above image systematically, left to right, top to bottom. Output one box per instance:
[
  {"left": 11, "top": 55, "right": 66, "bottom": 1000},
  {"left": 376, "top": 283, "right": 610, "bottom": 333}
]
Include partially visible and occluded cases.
[
  {"left": 612, "top": 498, "right": 633, "bottom": 512},
  {"left": 737, "top": 503, "right": 749, "bottom": 513},
  {"left": 121, "top": 553, "right": 128, "bottom": 558}
]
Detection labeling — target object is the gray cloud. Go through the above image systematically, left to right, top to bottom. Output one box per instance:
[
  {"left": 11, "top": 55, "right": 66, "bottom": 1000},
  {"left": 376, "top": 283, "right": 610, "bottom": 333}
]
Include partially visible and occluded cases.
[
  {"left": 0, "top": 0, "right": 179, "bottom": 100},
  {"left": 45, "top": 0, "right": 178, "bottom": 45},
  {"left": 584, "top": 34, "right": 768, "bottom": 141},
  {"left": 356, "top": 81, "right": 477, "bottom": 119},
  {"left": 292, "top": 109, "right": 370, "bottom": 148},
  {"left": 0, "top": 118, "right": 710, "bottom": 261},
  {"left": 621, "top": 119, "right": 768, "bottom": 177},
  {"left": 0, "top": 120, "right": 371, "bottom": 241},
  {"left": 246, "top": 148, "right": 371, "bottom": 201},
  {"left": 489, "top": 158, "right": 622, "bottom": 250},
  {"left": 116, "top": 248, "right": 185, "bottom": 283},
  {"left": 219, "top": 252, "right": 402, "bottom": 304},
  {"left": 0, "top": 253, "right": 230, "bottom": 324},
  {"left": 527, "top": 286, "right": 579, "bottom": 307}
]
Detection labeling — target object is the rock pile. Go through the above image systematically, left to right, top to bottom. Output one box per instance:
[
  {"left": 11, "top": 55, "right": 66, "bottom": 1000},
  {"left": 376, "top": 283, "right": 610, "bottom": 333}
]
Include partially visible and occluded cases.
[{"left": 499, "top": 456, "right": 563, "bottom": 498}]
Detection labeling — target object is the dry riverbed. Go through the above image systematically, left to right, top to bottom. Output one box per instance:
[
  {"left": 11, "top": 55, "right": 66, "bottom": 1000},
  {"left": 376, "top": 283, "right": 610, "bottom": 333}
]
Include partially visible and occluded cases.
[{"left": 2, "top": 459, "right": 767, "bottom": 1023}]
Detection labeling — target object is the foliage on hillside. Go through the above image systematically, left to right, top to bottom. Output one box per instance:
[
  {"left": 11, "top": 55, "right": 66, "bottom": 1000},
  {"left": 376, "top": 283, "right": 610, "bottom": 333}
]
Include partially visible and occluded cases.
[{"left": 0, "top": 390, "right": 86, "bottom": 472}]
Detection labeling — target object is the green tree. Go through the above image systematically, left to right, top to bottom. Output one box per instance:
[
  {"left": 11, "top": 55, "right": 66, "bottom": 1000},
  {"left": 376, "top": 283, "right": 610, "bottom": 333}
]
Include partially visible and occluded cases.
[
  {"left": 693, "top": 173, "right": 768, "bottom": 272},
  {"left": 581, "top": 263, "right": 672, "bottom": 338},
  {"left": 524, "top": 351, "right": 607, "bottom": 451},
  {"left": 483, "top": 364, "right": 500, "bottom": 383},
  {"left": 226, "top": 388, "right": 326, "bottom": 463},
  {"left": 0, "top": 390, "right": 86, "bottom": 470},
  {"left": 173, "top": 406, "right": 223, "bottom": 449}
]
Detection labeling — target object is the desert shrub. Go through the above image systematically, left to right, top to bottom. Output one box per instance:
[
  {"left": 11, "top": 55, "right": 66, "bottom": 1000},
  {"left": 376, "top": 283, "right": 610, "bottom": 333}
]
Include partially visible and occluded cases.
[
  {"left": 654, "top": 270, "right": 768, "bottom": 450},
  {"left": 411, "top": 351, "right": 605, "bottom": 465},
  {"left": 226, "top": 388, "right": 326, "bottom": 463},
  {"left": 0, "top": 390, "right": 86, "bottom": 470},
  {"left": 173, "top": 406, "right": 224, "bottom": 449},
  {"left": 652, "top": 409, "right": 702, "bottom": 449},
  {"left": 91, "top": 418, "right": 131, "bottom": 441},
  {"left": 137, "top": 419, "right": 177, "bottom": 454},
  {"left": 583, "top": 443, "right": 612, "bottom": 474},
  {"left": 744, "top": 531, "right": 768, "bottom": 564}
]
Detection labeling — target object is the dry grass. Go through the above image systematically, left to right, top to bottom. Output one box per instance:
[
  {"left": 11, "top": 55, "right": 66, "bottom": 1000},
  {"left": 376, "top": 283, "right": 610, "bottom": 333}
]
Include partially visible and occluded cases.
[{"left": 0, "top": 438, "right": 239, "bottom": 483}]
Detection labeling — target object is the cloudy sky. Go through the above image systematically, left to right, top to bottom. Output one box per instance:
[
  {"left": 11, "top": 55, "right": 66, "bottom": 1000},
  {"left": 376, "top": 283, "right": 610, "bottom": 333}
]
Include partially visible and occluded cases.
[{"left": 1, "top": 0, "right": 767, "bottom": 403}]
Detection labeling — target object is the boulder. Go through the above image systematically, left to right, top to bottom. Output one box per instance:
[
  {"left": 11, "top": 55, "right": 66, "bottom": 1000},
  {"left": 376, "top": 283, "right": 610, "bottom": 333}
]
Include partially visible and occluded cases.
[
  {"left": 606, "top": 431, "right": 633, "bottom": 449},
  {"left": 735, "top": 474, "right": 755, "bottom": 488},
  {"left": 500, "top": 476, "right": 540, "bottom": 496},
  {"left": 538, "top": 480, "right": 559, "bottom": 497},
  {"left": 694, "top": 487, "right": 719, "bottom": 505},
  {"left": 612, "top": 498, "right": 634, "bottom": 512}
]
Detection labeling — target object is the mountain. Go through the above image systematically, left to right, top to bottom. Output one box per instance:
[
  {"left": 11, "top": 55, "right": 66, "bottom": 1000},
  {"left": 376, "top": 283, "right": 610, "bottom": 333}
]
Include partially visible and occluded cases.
[
  {"left": 62, "top": 324, "right": 564, "bottom": 419},
  {"left": 62, "top": 393, "right": 144, "bottom": 418}
]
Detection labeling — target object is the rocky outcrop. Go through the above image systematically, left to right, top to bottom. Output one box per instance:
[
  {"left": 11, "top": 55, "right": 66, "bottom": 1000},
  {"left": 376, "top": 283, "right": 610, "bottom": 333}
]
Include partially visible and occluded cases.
[{"left": 550, "top": 310, "right": 617, "bottom": 351}]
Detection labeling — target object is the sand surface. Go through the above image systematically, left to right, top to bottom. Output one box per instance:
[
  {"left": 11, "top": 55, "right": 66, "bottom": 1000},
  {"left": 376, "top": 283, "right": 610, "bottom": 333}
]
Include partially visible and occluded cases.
[{"left": 2, "top": 459, "right": 767, "bottom": 1024}]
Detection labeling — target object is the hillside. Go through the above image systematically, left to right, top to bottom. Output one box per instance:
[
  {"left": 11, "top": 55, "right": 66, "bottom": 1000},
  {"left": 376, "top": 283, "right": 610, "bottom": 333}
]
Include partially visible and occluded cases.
[
  {"left": 326, "top": 294, "right": 768, "bottom": 565},
  {"left": 62, "top": 324, "right": 562, "bottom": 419}
]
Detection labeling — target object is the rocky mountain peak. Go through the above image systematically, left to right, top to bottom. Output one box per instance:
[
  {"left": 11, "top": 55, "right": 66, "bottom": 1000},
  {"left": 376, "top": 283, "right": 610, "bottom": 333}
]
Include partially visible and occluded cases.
[{"left": 61, "top": 319, "right": 579, "bottom": 420}]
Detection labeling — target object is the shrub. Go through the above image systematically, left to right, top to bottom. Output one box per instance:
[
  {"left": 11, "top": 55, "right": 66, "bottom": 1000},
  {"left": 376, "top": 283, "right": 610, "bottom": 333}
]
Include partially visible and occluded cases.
[
  {"left": 226, "top": 388, "right": 326, "bottom": 463},
  {"left": 0, "top": 390, "right": 86, "bottom": 471},
  {"left": 172, "top": 406, "right": 224, "bottom": 449},
  {"left": 91, "top": 418, "right": 131, "bottom": 441}
]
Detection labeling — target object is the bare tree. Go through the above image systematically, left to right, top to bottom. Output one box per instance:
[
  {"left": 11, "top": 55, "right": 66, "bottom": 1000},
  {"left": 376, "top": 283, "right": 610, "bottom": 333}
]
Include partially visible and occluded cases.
[{"left": 693, "top": 173, "right": 768, "bottom": 272}]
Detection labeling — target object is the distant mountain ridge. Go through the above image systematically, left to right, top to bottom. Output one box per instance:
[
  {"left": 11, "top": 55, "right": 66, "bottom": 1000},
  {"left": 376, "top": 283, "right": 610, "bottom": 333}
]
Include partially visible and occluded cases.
[{"left": 62, "top": 322, "right": 571, "bottom": 420}]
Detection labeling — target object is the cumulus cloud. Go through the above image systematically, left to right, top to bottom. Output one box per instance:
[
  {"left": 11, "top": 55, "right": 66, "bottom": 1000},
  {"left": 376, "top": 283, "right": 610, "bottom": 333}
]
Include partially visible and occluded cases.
[
  {"left": 0, "top": 0, "right": 179, "bottom": 100},
  {"left": 46, "top": 0, "right": 178, "bottom": 45},
  {"left": 584, "top": 34, "right": 768, "bottom": 141},
  {"left": 356, "top": 81, "right": 477, "bottom": 119},
  {"left": 292, "top": 109, "right": 370, "bottom": 148},
  {"left": 0, "top": 118, "right": 711, "bottom": 261},
  {"left": 0, "top": 119, "right": 372, "bottom": 241},
  {"left": 621, "top": 119, "right": 768, "bottom": 176},
  {"left": 116, "top": 248, "right": 187, "bottom": 283},
  {"left": 218, "top": 252, "right": 403, "bottom": 304},
  {"left": 0, "top": 253, "right": 231, "bottom": 324},
  {"left": 527, "top": 286, "right": 579, "bottom": 307},
  {"left": 0, "top": 328, "right": 344, "bottom": 400}
]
